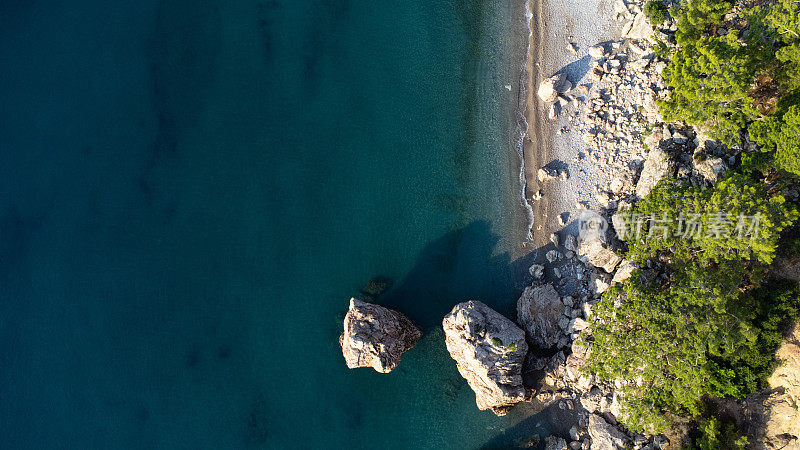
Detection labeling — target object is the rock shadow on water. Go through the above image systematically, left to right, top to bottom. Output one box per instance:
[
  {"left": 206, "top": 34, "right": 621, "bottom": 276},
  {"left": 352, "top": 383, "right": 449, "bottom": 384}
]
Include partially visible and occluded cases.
[
  {"left": 299, "top": 0, "right": 350, "bottom": 89},
  {"left": 0, "top": 203, "right": 50, "bottom": 282},
  {"left": 377, "top": 220, "right": 535, "bottom": 330},
  {"left": 478, "top": 401, "right": 584, "bottom": 449}
]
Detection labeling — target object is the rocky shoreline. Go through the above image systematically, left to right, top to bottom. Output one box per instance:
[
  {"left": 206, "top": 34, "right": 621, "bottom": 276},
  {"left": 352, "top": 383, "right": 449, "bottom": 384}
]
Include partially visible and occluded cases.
[{"left": 339, "top": 0, "right": 800, "bottom": 448}]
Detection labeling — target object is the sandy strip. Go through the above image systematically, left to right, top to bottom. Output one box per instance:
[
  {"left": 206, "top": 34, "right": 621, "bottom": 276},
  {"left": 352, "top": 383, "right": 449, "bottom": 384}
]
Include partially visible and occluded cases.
[{"left": 521, "top": 0, "right": 623, "bottom": 250}]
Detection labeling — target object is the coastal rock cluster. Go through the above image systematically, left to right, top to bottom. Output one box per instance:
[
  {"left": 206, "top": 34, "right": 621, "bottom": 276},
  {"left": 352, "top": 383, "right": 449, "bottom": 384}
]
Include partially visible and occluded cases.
[
  {"left": 524, "top": 0, "right": 700, "bottom": 448},
  {"left": 339, "top": 1, "right": 800, "bottom": 447},
  {"left": 340, "top": 296, "right": 532, "bottom": 416},
  {"left": 340, "top": 298, "right": 422, "bottom": 373},
  {"left": 442, "top": 301, "right": 530, "bottom": 415}
]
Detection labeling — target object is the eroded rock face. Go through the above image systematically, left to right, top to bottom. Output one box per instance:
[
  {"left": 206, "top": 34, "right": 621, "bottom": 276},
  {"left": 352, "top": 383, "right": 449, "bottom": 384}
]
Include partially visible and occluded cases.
[
  {"left": 635, "top": 146, "right": 675, "bottom": 198},
  {"left": 693, "top": 154, "right": 728, "bottom": 183},
  {"left": 579, "top": 239, "right": 622, "bottom": 273},
  {"left": 611, "top": 259, "right": 637, "bottom": 285},
  {"left": 517, "top": 284, "right": 564, "bottom": 349},
  {"left": 340, "top": 298, "right": 422, "bottom": 373},
  {"left": 442, "top": 301, "right": 528, "bottom": 415},
  {"left": 588, "top": 414, "right": 631, "bottom": 450}
]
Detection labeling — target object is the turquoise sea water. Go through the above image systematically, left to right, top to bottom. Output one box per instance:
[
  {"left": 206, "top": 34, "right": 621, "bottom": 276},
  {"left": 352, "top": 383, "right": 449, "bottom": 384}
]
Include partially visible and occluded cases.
[{"left": 0, "top": 0, "right": 555, "bottom": 448}]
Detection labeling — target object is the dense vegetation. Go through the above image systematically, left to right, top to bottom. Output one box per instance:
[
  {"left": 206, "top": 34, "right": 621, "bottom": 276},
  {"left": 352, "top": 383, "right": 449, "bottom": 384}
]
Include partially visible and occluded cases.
[
  {"left": 585, "top": 0, "right": 800, "bottom": 436},
  {"left": 659, "top": 0, "right": 800, "bottom": 152}
]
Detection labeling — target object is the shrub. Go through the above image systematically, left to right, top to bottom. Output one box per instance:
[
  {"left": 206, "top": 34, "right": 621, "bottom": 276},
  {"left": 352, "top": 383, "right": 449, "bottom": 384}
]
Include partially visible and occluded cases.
[
  {"left": 644, "top": 0, "right": 669, "bottom": 26},
  {"left": 671, "top": 0, "right": 732, "bottom": 48},
  {"left": 764, "top": 0, "right": 800, "bottom": 91},
  {"left": 587, "top": 176, "right": 800, "bottom": 433},
  {"left": 587, "top": 261, "right": 800, "bottom": 433},
  {"left": 693, "top": 417, "right": 749, "bottom": 449}
]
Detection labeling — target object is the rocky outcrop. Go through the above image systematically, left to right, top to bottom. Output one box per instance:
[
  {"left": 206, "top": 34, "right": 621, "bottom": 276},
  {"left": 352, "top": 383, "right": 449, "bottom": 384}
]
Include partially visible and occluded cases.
[
  {"left": 623, "top": 12, "right": 653, "bottom": 41},
  {"left": 589, "top": 43, "right": 608, "bottom": 59},
  {"left": 538, "top": 73, "right": 570, "bottom": 103},
  {"left": 635, "top": 146, "right": 675, "bottom": 198},
  {"left": 693, "top": 153, "right": 728, "bottom": 183},
  {"left": 538, "top": 166, "right": 569, "bottom": 183},
  {"left": 539, "top": 167, "right": 559, "bottom": 182},
  {"left": 579, "top": 238, "right": 623, "bottom": 273},
  {"left": 611, "top": 259, "right": 636, "bottom": 285},
  {"left": 529, "top": 264, "right": 545, "bottom": 280},
  {"left": 517, "top": 284, "right": 564, "bottom": 349},
  {"left": 340, "top": 298, "right": 422, "bottom": 373},
  {"left": 442, "top": 301, "right": 529, "bottom": 415},
  {"left": 748, "top": 321, "right": 800, "bottom": 449},
  {"left": 588, "top": 414, "right": 631, "bottom": 450},
  {"left": 544, "top": 435, "right": 568, "bottom": 450}
]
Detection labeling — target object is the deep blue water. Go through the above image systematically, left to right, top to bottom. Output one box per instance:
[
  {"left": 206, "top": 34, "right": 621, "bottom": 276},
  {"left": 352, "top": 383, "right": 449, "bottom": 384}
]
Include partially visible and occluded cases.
[{"left": 0, "top": 0, "right": 549, "bottom": 448}]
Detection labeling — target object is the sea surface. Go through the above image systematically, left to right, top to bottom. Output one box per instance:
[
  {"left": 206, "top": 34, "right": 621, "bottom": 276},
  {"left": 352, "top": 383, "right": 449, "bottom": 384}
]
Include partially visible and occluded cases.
[{"left": 0, "top": 0, "right": 554, "bottom": 448}]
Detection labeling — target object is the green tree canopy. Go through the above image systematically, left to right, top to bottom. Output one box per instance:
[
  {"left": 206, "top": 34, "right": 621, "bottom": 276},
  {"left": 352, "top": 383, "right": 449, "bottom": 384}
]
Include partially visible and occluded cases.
[
  {"left": 660, "top": 32, "right": 759, "bottom": 145},
  {"left": 750, "top": 105, "right": 800, "bottom": 176},
  {"left": 623, "top": 174, "right": 798, "bottom": 265}
]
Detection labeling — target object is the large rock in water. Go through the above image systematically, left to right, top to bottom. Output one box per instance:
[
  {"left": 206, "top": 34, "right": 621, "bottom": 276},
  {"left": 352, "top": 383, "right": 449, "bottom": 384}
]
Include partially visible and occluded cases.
[
  {"left": 538, "top": 73, "right": 569, "bottom": 103},
  {"left": 635, "top": 146, "right": 675, "bottom": 198},
  {"left": 517, "top": 284, "right": 563, "bottom": 349},
  {"left": 340, "top": 298, "right": 422, "bottom": 373},
  {"left": 442, "top": 301, "right": 529, "bottom": 415},
  {"left": 588, "top": 414, "right": 631, "bottom": 450}
]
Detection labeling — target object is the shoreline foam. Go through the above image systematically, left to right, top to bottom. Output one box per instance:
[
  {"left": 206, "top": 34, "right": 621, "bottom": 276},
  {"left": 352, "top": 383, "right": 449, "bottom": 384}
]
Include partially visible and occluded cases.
[{"left": 514, "top": 0, "right": 536, "bottom": 247}]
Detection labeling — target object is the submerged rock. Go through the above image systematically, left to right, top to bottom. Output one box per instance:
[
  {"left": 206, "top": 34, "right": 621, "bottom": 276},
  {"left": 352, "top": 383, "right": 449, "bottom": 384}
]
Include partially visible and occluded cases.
[
  {"left": 360, "top": 276, "right": 393, "bottom": 298},
  {"left": 517, "top": 284, "right": 563, "bottom": 349},
  {"left": 340, "top": 298, "right": 422, "bottom": 373},
  {"left": 442, "top": 301, "right": 528, "bottom": 415}
]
